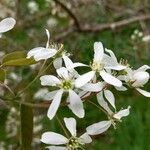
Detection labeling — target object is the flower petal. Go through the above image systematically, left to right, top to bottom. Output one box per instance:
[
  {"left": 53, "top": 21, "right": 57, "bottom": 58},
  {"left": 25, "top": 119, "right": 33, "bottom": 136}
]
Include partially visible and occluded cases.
[
  {"left": 0, "top": 17, "right": 16, "bottom": 33},
  {"left": 45, "top": 29, "right": 50, "bottom": 48},
  {"left": 94, "top": 42, "right": 104, "bottom": 62},
  {"left": 27, "top": 47, "right": 57, "bottom": 61},
  {"left": 53, "top": 57, "right": 63, "bottom": 69},
  {"left": 136, "top": 65, "right": 150, "bottom": 72},
  {"left": 57, "top": 67, "right": 69, "bottom": 80},
  {"left": 100, "top": 70, "right": 122, "bottom": 87},
  {"left": 75, "top": 71, "right": 95, "bottom": 88},
  {"left": 132, "top": 71, "right": 149, "bottom": 87},
  {"left": 40, "top": 75, "right": 60, "bottom": 86},
  {"left": 81, "top": 82, "right": 104, "bottom": 92},
  {"left": 115, "top": 85, "right": 127, "bottom": 91},
  {"left": 136, "top": 88, "right": 150, "bottom": 97},
  {"left": 44, "top": 90, "right": 59, "bottom": 100},
  {"left": 47, "top": 90, "right": 63, "bottom": 120},
  {"left": 69, "top": 90, "right": 85, "bottom": 118},
  {"left": 104, "top": 90, "right": 116, "bottom": 109},
  {"left": 97, "top": 92, "right": 113, "bottom": 115},
  {"left": 113, "top": 106, "right": 131, "bottom": 120},
  {"left": 64, "top": 117, "right": 77, "bottom": 136},
  {"left": 86, "top": 121, "right": 111, "bottom": 135},
  {"left": 41, "top": 132, "right": 68, "bottom": 145},
  {"left": 79, "top": 133, "right": 92, "bottom": 144},
  {"left": 46, "top": 146, "right": 67, "bottom": 150}
]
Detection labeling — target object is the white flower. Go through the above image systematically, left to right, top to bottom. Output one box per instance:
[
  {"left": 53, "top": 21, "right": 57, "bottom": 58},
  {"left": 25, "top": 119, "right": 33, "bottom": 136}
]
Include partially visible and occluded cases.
[
  {"left": 0, "top": 17, "right": 16, "bottom": 36},
  {"left": 27, "top": 29, "right": 57, "bottom": 61},
  {"left": 75, "top": 42, "right": 125, "bottom": 88},
  {"left": 120, "top": 65, "right": 150, "bottom": 97},
  {"left": 40, "top": 67, "right": 103, "bottom": 119},
  {"left": 86, "top": 105, "right": 131, "bottom": 135},
  {"left": 41, "top": 117, "right": 92, "bottom": 150}
]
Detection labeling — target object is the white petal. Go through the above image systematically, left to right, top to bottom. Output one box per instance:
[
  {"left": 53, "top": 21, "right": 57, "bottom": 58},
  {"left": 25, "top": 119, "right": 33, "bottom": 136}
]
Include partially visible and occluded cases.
[
  {"left": 0, "top": 17, "right": 16, "bottom": 33},
  {"left": 45, "top": 29, "right": 50, "bottom": 48},
  {"left": 94, "top": 42, "right": 104, "bottom": 62},
  {"left": 27, "top": 47, "right": 57, "bottom": 61},
  {"left": 27, "top": 47, "right": 45, "bottom": 58},
  {"left": 105, "top": 48, "right": 118, "bottom": 63},
  {"left": 63, "top": 55, "right": 74, "bottom": 70},
  {"left": 53, "top": 57, "right": 62, "bottom": 69},
  {"left": 72, "top": 62, "right": 87, "bottom": 68},
  {"left": 136, "top": 65, "right": 150, "bottom": 72},
  {"left": 57, "top": 67, "right": 69, "bottom": 80},
  {"left": 100, "top": 70, "right": 122, "bottom": 87},
  {"left": 75, "top": 71, "right": 95, "bottom": 88},
  {"left": 132, "top": 71, "right": 149, "bottom": 87},
  {"left": 40, "top": 75, "right": 60, "bottom": 86},
  {"left": 81, "top": 82, "right": 104, "bottom": 92},
  {"left": 115, "top": 85, "right": 127, "bottom": 91},
  {"left": 34, "top": 88, "right": 49, "bottom": 99},
  {"left": 136, "top": 88, "right": 150, "bottom": 97},
  {"left": 44, "top": 90, "right": 59, "bottom": 100},
  {"left": 47, "top": 90, "right": 63, "bottom": 120},
  {"left": 69, "top": 90, "right": 85, "bottom": 118},
  {"left": 104, "top": 90, "right": 116, "bottom": 109},
  {"left": 97, "top": 92, "right": 113, "bottom": 115},
  {"left": 113, "top": 106, "right": 131, "bottom": 120},
  {"left": 64, "top": 117, "right": 77, "bottom": 136},
  {"left": 86, "top": 121, "right": 111, "bottom": 135},
  {"left": 41, "top": 132, "right": 68, "bottom": 145},
  {"left": 79, "top": 133, "right": 92, "bottom": 144},
  {"left": 46, "top": 146, "right": 67, "bottom": 150}
]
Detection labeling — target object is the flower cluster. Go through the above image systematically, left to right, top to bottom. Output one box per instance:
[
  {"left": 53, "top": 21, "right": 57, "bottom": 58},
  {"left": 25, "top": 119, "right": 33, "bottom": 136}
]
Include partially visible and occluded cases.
[
  {"left": 0, "top": 16, "right": 149, "bottom": 149},
  {"left": 27, "top": 30, "right": 150, "bottom": 149}
]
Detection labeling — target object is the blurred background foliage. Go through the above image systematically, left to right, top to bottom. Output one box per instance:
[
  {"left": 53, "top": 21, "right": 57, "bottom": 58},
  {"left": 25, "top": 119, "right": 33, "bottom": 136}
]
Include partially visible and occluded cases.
[{"left": 0, "top": 0, "right": 150, "bottom": 149}]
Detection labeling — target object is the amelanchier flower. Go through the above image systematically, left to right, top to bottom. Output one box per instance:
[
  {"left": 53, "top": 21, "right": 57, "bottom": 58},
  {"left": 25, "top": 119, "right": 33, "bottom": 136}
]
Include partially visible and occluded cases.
[
  {"left": 0, "top": 17, "right": 16, "bottom": 37},
  {"left": 27, "top": 29, "right": 57, "bottom": 61},
  {"left": 75, "top": 42, "right": 126, "bottom": 88},
  {"left": 120, "top": 65, "right": 150, "bottom": 97},
  {"left": 40, "top": 67, "right": 103, "bottom": 119},
  {"left": 86, "top": 104, "right": 131, "bottom": 135},
  {"left": 41, "top": 117, "right": 92, "bottom": 150}
]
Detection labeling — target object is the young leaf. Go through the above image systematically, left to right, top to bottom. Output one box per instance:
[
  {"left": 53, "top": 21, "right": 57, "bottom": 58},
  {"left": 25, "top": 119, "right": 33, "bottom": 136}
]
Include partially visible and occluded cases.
[{"left": 2, "top": 51, "right": 36, "bottom": 66}]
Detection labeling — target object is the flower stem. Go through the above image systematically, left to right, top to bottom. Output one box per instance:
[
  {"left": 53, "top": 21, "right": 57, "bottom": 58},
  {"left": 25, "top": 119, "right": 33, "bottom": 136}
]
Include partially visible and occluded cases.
[{"left": 56, "top": 115, "right": 70, "bottom": 138}]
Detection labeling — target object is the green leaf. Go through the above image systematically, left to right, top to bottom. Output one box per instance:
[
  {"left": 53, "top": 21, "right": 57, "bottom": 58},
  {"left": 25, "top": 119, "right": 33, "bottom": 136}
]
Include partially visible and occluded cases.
[
  {"left": 2, "top": 51, "right": 36, "bottom": 66},
  {"left": 2, "top": 58, "right": 36, "bottom": 66},
  {"left": 0, "top": 69, "right": 6, "bottom": 82},
  {"left": 20, "top": 104, "right": 33, "bottom": 150}
]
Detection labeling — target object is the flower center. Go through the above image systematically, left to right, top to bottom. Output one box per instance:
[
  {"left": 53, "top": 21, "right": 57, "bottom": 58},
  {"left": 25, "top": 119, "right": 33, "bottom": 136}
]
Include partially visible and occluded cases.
[
  {"left": 91, "top": 61, "right": 104, "bottom": 71},
  {"left": 61, "top": 80, "right": 73, "bottom": 90},
  {"left": 67, "top": 137, "right": 80, "bottom": 150}
]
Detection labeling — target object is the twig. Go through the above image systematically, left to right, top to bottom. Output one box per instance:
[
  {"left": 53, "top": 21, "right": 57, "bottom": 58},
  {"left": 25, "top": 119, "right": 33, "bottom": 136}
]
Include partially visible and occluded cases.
[{"left": 54, "top": 0, "right": 81, "bottom": 30}]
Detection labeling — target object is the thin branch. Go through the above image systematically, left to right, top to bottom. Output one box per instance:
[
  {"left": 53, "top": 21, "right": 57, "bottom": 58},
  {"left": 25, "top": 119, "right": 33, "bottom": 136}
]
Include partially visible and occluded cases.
[
  {"left": 54, "top": 0, "right": 81, "bottom": 30},
  {"left": 54, "top": 14, "right": 150, "bottom": 41}
]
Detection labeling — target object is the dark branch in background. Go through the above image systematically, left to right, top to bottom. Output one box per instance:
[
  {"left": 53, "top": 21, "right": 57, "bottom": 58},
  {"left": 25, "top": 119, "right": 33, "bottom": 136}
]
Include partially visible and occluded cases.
[
  {"left": 17, "top": 0, "right": 150, "bottom": 41},
  {"left": 53, "top": 0, "right": 81, "bottom": 30},
  {"left": 54, "top": 14, "right": 150, "bottom": 41}
]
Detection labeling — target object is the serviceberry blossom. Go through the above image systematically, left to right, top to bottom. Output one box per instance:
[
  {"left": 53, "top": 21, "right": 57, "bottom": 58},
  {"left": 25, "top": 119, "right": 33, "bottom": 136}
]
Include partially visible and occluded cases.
[
  {"left": 0, "top": 17, "right": 16, "bottom": 37},
  {"left": 27, "top": 29, "right": 57, "bottom": 61},
  {"left": 75, "top": 42, "right": 126, "bottom": 88},
  {"left": 119, "top": 65, "right": 150, "bottom": 97},
  {"left": 40, "top": 67, "right": 102, "bottom": 119},
  {"left": 86, "top": 106, "right": 131, "bottom": 135},
  {"left": 41, "top": 117, "right": 92, "bottom": 150}
]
